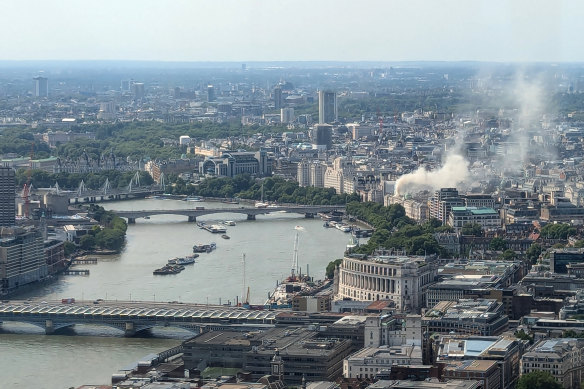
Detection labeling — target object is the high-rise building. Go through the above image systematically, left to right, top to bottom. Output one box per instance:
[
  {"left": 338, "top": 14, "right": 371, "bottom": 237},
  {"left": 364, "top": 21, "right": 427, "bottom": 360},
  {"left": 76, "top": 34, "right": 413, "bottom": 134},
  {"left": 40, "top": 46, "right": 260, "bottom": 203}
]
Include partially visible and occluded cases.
[
  {"left": 33, "top": 76, "right": 48, "bottom": 97},
  {"left": 132, "top": 82, "right": 145, "bottom": 100},
  {"left": 207, "top": 85, "right": 216, "bottom": 102},
  {"left": 274, "top": 86, "right": 283, "bottom": 110},
  {"left": 318, "top": 90, "right": 337, "bottom": 124},
  {"left": 280, "top": 107, "right": 295, "bottom": 124},
  {"left": 312, "top": 124, "right": 333, "bottom": 150},
  {"left": 0, "top": 167, "right": 15, "bottom": 227}
]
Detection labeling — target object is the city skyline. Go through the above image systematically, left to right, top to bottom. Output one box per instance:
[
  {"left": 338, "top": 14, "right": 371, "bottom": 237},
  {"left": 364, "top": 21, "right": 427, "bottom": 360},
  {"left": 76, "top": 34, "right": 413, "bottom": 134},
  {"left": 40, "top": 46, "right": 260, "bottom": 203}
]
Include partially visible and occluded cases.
[{"left": 1, "top": 0, "right": 582, "bottom": 63}]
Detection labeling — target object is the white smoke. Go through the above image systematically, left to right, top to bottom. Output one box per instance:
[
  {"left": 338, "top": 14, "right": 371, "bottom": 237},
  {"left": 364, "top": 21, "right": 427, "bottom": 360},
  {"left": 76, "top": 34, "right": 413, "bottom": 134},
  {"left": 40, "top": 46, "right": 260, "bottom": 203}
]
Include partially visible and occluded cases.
[{"left": 394, "top": 154, "right": 470, "bottom": 196}]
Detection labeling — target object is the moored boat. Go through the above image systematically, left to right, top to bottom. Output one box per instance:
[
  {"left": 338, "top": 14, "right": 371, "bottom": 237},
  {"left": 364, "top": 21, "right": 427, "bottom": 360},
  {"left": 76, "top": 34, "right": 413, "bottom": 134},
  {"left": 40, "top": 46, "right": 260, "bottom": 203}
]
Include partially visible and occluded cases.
[
  {"left": 221, "top": 234, "right": 230, "bottom": 239},
  {"left": 193, "top": 242, "right": 217, "bottom": 253}
]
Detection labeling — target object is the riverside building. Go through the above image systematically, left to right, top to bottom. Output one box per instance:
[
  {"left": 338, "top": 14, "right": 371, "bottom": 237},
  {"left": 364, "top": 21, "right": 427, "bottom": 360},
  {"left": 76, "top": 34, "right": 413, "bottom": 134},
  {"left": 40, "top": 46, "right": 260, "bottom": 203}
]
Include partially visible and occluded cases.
[
  {"left": 0, "top": 227, "right": 47, "bottom": 295},
  {"left": 335, "top": 252, "right": 438, "bottom": 312}
]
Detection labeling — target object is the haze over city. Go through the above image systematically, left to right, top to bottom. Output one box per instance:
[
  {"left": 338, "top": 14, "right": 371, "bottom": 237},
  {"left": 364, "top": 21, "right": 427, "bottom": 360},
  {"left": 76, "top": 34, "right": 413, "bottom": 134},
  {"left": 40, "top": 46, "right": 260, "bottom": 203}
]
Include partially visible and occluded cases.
[
  {"left": 2, "top": 0, "right": 583, "bottom": 62},
  {"left": 5, "top": 2, "right": 584, "bottom": 389}
]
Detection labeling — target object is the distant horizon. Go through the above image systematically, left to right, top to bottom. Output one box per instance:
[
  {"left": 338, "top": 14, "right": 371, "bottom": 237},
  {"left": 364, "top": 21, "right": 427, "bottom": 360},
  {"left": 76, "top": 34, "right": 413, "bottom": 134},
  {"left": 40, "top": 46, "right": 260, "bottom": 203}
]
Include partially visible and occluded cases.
[{"left": 2, "top": 1, "right": 581, "bottom": 63}]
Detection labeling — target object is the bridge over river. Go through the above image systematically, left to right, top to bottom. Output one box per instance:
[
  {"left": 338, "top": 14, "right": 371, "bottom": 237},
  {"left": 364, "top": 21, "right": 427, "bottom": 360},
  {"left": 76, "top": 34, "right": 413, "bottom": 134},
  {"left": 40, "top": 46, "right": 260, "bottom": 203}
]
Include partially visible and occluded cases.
[
  {"left": 114, "top": 205, "right": 345, "bottom": 223},
  {"left": 0, "top": 300, "right": 279, "bottom": 337}
]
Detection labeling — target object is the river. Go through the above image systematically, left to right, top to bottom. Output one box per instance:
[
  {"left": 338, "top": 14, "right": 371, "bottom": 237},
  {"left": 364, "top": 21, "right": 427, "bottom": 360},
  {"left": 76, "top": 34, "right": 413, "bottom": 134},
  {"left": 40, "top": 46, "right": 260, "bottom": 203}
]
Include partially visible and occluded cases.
[{"left": 1, "top": 198, "right": 353, "bottom": 389}]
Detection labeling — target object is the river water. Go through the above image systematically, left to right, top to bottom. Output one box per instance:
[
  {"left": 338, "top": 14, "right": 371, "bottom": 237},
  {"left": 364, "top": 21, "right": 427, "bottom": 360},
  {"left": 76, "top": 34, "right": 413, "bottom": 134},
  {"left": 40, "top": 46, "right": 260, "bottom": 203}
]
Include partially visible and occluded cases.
[{"left": 1, "top": 198, "right": 352, "bottom": 389}]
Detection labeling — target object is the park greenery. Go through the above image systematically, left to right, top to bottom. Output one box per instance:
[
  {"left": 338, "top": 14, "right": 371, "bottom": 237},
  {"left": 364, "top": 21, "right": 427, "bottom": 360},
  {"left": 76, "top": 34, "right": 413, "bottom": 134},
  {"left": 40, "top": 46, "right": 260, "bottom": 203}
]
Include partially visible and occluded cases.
[
  {"left": 174, "top": 174, "right": 360, "bottom": 205},
  {"left": 345, "top": 202, "right": 451, "bottom": 257},
  {"left": 79, "top": 204, "right": 128, "bottom": 252},
  {"left": 461, "top": 222, "right": 484, "bottom": 237},
  {"left": 540, "top": 223, "right": 577, "bottom": 239},
  {"left": 516, "top": 371, "right": 562, "bottom": 389}
]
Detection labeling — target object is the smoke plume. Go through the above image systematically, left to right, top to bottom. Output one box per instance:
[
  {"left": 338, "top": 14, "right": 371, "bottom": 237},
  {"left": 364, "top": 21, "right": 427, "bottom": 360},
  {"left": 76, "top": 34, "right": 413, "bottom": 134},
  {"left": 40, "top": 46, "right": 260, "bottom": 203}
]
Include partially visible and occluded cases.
[{"left": 394, "top": 154, "right": 470, "bottom": 196}]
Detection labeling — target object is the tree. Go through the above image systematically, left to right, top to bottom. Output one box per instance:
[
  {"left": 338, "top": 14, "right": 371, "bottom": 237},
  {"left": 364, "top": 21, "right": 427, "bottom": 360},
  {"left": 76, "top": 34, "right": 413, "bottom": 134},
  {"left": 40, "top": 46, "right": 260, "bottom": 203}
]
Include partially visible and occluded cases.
[
  {"left": 462, "top": 223, "right": 483, "bottom": 237},
  {"left": 79, "top": 234, "right": 96, "bottom": 250},
  {"left": 489, "top": 237, "right": 507, "bottom": 251},
  {"left": 63, "top": 241, "right": 77, "bottom": 256},
  {"left": 526, "top": 243, "right": 542, "bottom": 262},
  {"left": 500, "top": 249, "right": 517, "bottom": 261},
  {"left": 325, "top": 259, "right": 343, "bottom": 279},
  {"left": 515, "top": 329, "right": 533, "bottom": 343},
  {"left": 516, "top": 371, "right": 561, "bottom": 389}
]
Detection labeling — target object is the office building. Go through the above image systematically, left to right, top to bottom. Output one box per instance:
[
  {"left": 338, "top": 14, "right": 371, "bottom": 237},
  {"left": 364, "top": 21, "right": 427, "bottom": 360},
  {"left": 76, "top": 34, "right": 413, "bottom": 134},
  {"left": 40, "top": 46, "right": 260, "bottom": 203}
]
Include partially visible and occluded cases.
[
  {"left": 33, "top": 76, "right": 48, "bottom": 97},
  {"left": 132, "top": 82, "right": 145, "bottom": 100},
  {"left": 207, "top": 84, "right": 216, "bottom": 102},
  {"left": 274, "top": 86, "right": 283, "bottom": 110},
  {"left": 318, "top": 90, "right": 337, "bottom": 124},
  {"left": 280, "top": 108, "right": 294, "bottom": 124},
  {"left": 312, "top": 124, "right": 333, "bottom": 150},
  {"left": 200, "top": 151, "right": 271, "bottom": 178},
  {"left": 0, "top": 167, "right": 15, "bottom": 226},
  {"left": 429, "top": 188, "right": 464, "bottom": 224},
  {"left": 448, "top": 207, "right": 500, "bottom": 233},
  {"left": 0, "top": 227, "right": 48, "bottom": 295},
  {"left": 549, "top": 248, "right": 584, "bottom": 273},
  {"left": 335, "top": 253, "right": 438, "bottom": 312},
  {"left": 423, "top": 300, "right": 509, "bottom": 337},
  {"left": 183, "top": 327, "right": 353, "bottom": 384},
  {"left": 436, "top": 335, "right": 522, "bottom": 389},
  {"left": 521, "top": 338, "right": 584, "bottom": 389},
  {"left": 343, "top": 345, "right": 423, "bottom": 379}
]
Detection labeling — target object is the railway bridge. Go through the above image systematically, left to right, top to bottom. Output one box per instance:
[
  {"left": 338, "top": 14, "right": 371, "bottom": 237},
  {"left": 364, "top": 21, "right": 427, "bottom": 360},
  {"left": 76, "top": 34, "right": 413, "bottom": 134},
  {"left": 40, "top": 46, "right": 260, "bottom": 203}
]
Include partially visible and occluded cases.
[{"left": 0, "top": 300, "right": 279, "bottom": 337}]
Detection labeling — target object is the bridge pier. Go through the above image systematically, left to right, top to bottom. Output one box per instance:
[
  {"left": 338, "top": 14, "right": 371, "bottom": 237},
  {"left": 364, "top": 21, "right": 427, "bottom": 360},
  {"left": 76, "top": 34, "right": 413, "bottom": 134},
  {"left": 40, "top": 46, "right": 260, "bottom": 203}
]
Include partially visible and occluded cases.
[
  {"left": 304, "top": 213, "right": 315, "bottom": 218},
  {"left": 247, "top": 214, "right": 256, "bottom": 220},
  {"left": 187, "top": 216, "right": 196, "bottom": 222},
  {"left": 128, "top": 218, "right": 136, "bottom": 224},
  {"left": 45, "top": 319, "right": 54, "bottom": 334},
  {"left": 124, "top": 322, "right": 136, "bottom": 337}
]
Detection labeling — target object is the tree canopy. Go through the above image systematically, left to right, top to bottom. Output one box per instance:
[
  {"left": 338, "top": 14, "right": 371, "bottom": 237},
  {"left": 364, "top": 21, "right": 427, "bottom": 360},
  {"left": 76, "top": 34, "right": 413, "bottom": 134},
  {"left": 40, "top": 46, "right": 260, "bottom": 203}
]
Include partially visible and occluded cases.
[{"left": 516, "top": 371, "right": 562, "bottom": 389}]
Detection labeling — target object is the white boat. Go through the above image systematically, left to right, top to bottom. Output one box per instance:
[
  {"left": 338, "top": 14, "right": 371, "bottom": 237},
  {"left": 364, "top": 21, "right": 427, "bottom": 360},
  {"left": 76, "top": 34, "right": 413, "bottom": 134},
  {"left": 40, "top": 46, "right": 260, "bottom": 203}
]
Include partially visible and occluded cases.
[
  {"left": 255, "top": 202, "right": 269, "bottom": 208},
  {"left": 222, "top": 220, "right": 236, "bottom": 226},
  {"left": 336, "top": 223, "right": 352, "bottom": 232},
  {"left": 206, "top": 224, "right": 227, "bottom": 233},
  {"left": 168, "top": 256, "right": 196, "bottom": 265}
]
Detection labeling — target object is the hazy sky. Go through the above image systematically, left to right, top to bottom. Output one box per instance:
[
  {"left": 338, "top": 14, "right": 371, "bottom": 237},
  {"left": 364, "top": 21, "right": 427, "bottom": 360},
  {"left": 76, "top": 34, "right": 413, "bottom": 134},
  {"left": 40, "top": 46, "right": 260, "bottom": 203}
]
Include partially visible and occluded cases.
[{"left": 2, "top": 0, "right": 583, "bottom": 62}]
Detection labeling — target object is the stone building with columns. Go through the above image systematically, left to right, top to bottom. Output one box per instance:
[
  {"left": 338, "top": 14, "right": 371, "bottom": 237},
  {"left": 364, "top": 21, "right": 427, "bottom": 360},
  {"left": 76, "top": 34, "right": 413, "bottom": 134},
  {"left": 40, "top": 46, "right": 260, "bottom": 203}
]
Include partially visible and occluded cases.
[{"left": 334, "top": 252, "right": 438, "bottom": 313}]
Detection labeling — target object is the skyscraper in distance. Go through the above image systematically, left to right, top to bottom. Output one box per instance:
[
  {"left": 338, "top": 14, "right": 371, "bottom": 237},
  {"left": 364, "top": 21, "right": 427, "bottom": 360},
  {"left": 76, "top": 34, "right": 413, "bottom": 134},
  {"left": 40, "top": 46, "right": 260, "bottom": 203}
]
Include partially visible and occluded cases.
[
  {"left": 33, "top": 76, "right": 48, "bottom": 97},
  {"left": 207, "top": 85, "right": 216, "bottom": 102},
  {"left": 274, "top": 86, "right": 283, "bottom": 110},
  {"left": 318, "top": 90, "right": 337, "bottom": 124},
  {"left": 0, "top": 167, "right": 16, "bottom": 226}
]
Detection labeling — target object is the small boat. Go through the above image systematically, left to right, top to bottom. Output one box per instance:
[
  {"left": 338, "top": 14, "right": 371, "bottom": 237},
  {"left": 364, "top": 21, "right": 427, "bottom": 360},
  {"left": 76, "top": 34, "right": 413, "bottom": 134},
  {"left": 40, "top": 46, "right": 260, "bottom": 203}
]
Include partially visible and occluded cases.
[
  {"left": 184, "top": 196, "right": 203, "bottom": 202},
  {"left": 143, "top": 216, "right": 150, "bottom": 219},
  {"left": 222, "top": 220, "right": 236, "bottom": 226},
  {"left": 323, "top": 222, "right": 332, "bottom": 228},
  {"left": 202, "top": 224, "right": 227, "bottom": 233},
  {"left": 294, "top": 225, "right": 304, "bottom": 231},
  {"left": 221, "top": 234, "right": 230, "bottom": 240},
  {"left": 193, "top": 242, "right": 217, "bottom": 253},
  {"left": 168, "top": 255, "right": 197, "bottom": 265},
  {"left": 153, "top": 264, "right": 184, "bottom": 275}
]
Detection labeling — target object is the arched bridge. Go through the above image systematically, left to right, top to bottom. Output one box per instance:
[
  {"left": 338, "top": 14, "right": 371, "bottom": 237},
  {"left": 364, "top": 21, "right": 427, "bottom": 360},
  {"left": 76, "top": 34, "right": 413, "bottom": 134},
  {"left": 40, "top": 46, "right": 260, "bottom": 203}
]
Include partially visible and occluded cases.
[
  {"left": 113, "top": 205, "right": 345, "bottom": 224},
  {"left": 0, "top": 300, "right": 278, "bottom": 337}
]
